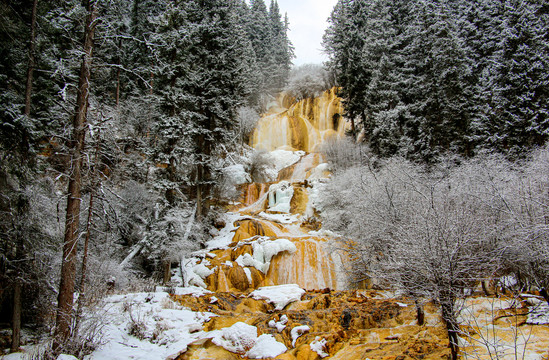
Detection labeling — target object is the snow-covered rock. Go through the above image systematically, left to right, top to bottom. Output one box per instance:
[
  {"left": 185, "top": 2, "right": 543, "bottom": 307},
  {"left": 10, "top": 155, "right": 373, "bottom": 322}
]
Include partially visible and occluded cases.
[
  {"left": 270, "top": 150, "right": 305, "bottom": 172},
  {"left": 222, "top": 164, "right": 251, "bottom": 185},
  {"left": 268, "top": 181, "right": 294, "bottom": 213},
  {"left": 206, "top": 212, "right": 244, "bottom": 249},
  {"left": 235, "top": 238, "right": 297, "bottom": 274},
  {"left": 235, "top": 253, "right": 265, "bottom": 272},
  {"left": 192, "top": 262, "right": 215, "bottom": 279},
  {"left": 250, "top": 284, "right": 305, "bottom": 310},
  {"left": 87, "top": 291, "right": 215, "bottom": 360},
  {"left": 268, "top": 314, "right": 288, "bottom": 332},
  {"left": 209, "top": 322, "right": 287, "bottom": 359},
  {"left": 211, "top": 322, "right": 258, "bottom": 354},
  {"left": 291, "top": 325, "right": 310, "bottom": 347},
  {"left": 246, "top": 334, "right": 287, "bottom": 359},
  {"left": 310, "top": 337, "right": 329, "bottom": 358}
]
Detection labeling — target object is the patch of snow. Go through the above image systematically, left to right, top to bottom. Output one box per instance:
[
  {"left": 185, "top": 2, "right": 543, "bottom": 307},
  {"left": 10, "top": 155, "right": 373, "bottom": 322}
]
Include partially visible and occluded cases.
[
  {"left": 270, "top": 150, "right": 305, "bottom": 172},
  {"left": 308, "top": 163, "right": 330, "bottom": 180},
  {"left": 222, "top": 164, "right": 251, "bottom": 185},
  {"left": 263, "top": 167, "right": 279, "bottom": 182},
  {"left": 304, "top": 179, "right": 325, "bottom": 218},
  {"left": 268, "top": 181, "right": 294, "bottom": 213},
  {"left": 258, "top": 211, "right": 299, "bottom": 224},
  {"left": 206, "top": 212, "right": 244, "bottom": 249},
  {"left": 308, "top": 229, "right": 341, "bottom": 238},
  {"left": 236, "top": 238, "right": 297, "bottom": 274},
  {"left": 252, "top": 238, "right": 296, "bottom": 267},
  {"left": 235, "top": 253, "right": 265, "bottom": 273},
  {"left": 180, "top": 258, "right": 209, "bottom": 288},
  {"left": 224, "top": 261, "right": 233, "bottom": 267},
  {"left": 192, "top": 263, "right": 214, "bottom": 279},
  {"left": 243, "top": 267, "right": 253, "bottom": 284},
  {"left": 250, "top": 284, "right": 305, "bottom": 311},
  {"left": 156, "top": 286, "right": 212, "bottom": 297},
  {"left": 87, "top": 292, "right": 215, "bottom": 360},
  {"left": 210, "top": 296, "right": 218, "bottom": 304},
  {"left": 527, "top": 300, "right": 549, "bottom": 325},
  {"left": 396, "top": 302, "right": 408, "bottom": 307},
  {"left": 268, "top": 316, "right": 287, "bottom": 332},
  {"left": 205, "top": 320, "right": 287, "bottom": 358},
  {"left": 210, "top": 322, "right": 257, "bottom": 354},
  {"left": 291, "top": 325, "right": 310, "bottom": 347},
  {"left": 246, "top": 334, "right": 287, "bottom": 359},
  {"left": 310, "top": 337, "right": 329, "bottom": 358},
  {"left": 1, "top": 353, "right": 24, "bottom": 360},
  {"left": 57, "top": 356, "right": 79, "bottom": 360}
]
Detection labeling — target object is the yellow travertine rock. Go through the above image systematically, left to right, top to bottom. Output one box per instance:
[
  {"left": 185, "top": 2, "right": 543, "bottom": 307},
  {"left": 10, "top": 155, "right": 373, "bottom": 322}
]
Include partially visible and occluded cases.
[{"left": 252, "top": 88, "right": 346, "bottom": 152}]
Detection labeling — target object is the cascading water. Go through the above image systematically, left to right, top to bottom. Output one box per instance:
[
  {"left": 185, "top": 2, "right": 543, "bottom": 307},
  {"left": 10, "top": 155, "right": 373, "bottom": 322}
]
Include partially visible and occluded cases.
[
  {"left": 182, "top": 88, "right": 349, "bottom": 292},
  {"left": 252, "top": 88, "right": 345, "bottom": 153}
]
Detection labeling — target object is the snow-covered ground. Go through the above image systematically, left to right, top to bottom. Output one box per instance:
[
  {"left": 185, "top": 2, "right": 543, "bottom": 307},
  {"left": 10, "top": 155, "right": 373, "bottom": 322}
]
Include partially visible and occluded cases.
[
  {"left": 2, "top": 284, "right": 309, "bottom": 360},
  {"left": 82, "top": 285, "right": 304, "bottom": 360}
]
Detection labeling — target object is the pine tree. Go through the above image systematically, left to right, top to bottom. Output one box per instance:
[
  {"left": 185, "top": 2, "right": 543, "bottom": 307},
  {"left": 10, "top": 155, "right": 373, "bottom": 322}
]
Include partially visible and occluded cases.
[
  {"left": 53, "top": 0, "right": 97, "bottom": 353},
  {"left": 153, "top": 0, "right": 253, "bottom": 217},
  {"left": 266, "top": 0, "right": 293, "bottom": 94},
  {"left": 324, "top": 0, "right": 373, "bottom": 139},
  {"left": 398, "top": 0, "right": 475, "bottom": 161},
  {"left": 487, "top": 0, "right": 549, "bottom": 154}
]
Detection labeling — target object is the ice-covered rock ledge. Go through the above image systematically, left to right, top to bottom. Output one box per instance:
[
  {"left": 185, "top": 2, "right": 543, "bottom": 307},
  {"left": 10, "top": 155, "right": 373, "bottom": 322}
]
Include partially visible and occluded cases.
[{"left": 250, "top": 284, "right": 306, "bottom": 310}]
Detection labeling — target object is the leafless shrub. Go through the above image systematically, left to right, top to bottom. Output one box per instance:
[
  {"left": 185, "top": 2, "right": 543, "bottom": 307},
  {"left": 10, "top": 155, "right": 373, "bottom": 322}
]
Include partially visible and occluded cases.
[
  {"left": 284, "top": 64, "right": 334, "bottom": 100},
  {"left": 236, "top": 106, "right": 260, "bottom": 144},
  {"left": 319, "top": 137, "right": 372, "bottom": 172},
  {"left": 249, "top": 150, "right": 276, "bottom": 183},
  {"left": 318, "top": 155, "right": 511, "bottom": 359}
]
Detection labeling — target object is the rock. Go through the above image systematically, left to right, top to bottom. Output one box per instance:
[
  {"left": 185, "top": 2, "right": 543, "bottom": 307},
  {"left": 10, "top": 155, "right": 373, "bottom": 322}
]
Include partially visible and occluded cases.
[
  {"left": 290, "top": 186, "right": 308, "bottom": 215},
  {"left": 228, "top": 265, "right": 249, "bottom": 291},
  {"left": 177, "top": 338, "right": 240, "bottom": 360},
  {"left": 295, "top": 344, "right": 320, "bottom": 360}
]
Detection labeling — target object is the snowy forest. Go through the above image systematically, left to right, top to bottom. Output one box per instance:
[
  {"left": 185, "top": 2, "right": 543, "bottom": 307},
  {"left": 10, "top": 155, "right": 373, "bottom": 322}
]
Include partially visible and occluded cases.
[{"left": 0, "top": 0, "right": 548, "bottom": 359}]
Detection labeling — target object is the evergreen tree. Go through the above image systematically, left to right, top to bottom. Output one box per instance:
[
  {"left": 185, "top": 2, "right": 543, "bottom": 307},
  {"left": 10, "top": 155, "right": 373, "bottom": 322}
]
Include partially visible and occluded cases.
[
  {"left": 153, "top": 0, "right": 253, "bottom": 217},
  {"left": 267, "top": 0, "right": 293, "bottom": 94},
  {"left": 323, "top": 0, "right": 548, "bottom": 160},
  {"left": 324, "top": 0, "right": 372, "bottom": 139},
  {"left": 398, "top": 0, "right": 475, "bottom": 161},
  {"left": 486, "top": 0, "right": 549, "bottom": 154}
]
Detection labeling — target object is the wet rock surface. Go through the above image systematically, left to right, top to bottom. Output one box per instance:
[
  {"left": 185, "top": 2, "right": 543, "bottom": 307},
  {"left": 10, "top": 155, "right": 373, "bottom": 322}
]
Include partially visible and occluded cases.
[{"left": 172, "top": 290, "right": 452, "bottom": 359}]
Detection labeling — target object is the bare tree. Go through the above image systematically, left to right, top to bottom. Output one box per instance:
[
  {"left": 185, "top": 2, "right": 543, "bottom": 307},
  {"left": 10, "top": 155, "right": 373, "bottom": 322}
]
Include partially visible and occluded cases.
[
  {"left": 502, "top": 145, "right": 549, "bottom": 302},
  {"left": 318, "top": 156, "right": 505, "bottom": 360}
]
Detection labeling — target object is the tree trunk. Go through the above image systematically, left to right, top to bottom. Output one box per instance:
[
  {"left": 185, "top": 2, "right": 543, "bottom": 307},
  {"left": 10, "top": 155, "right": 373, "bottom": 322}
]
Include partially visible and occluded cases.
[
  {"left": 21, "top": 0, "right": 38, "bottom": 158},
  {"left": 12, "top": 1, "right": 38, "bottom": 343},
  {"left": 52, "top": 1, "right": 97, "bottom": 354},
  {"left": 196, "top": 128, "right": 212, "bottom": 219},
  {"left": 73, "top": 189, "right": 94, "bottom": 338},
  {"left": 162, "top": 260, "right": 171, "bottom": 285},
  {"left": 10, "top": 281, "right": 21, "bottom": 353},
  {"left": 415, "top": 299, "right": 425, "bottom": 326},
  {"left": 441, "top": 302, "right": 459, "bottom": 360}
]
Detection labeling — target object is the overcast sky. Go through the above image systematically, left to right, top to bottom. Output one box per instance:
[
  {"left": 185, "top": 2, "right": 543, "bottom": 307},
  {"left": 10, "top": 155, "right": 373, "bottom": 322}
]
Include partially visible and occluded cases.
[{"left": 276, "top": 0, "right": 338, "bottom": 65}]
